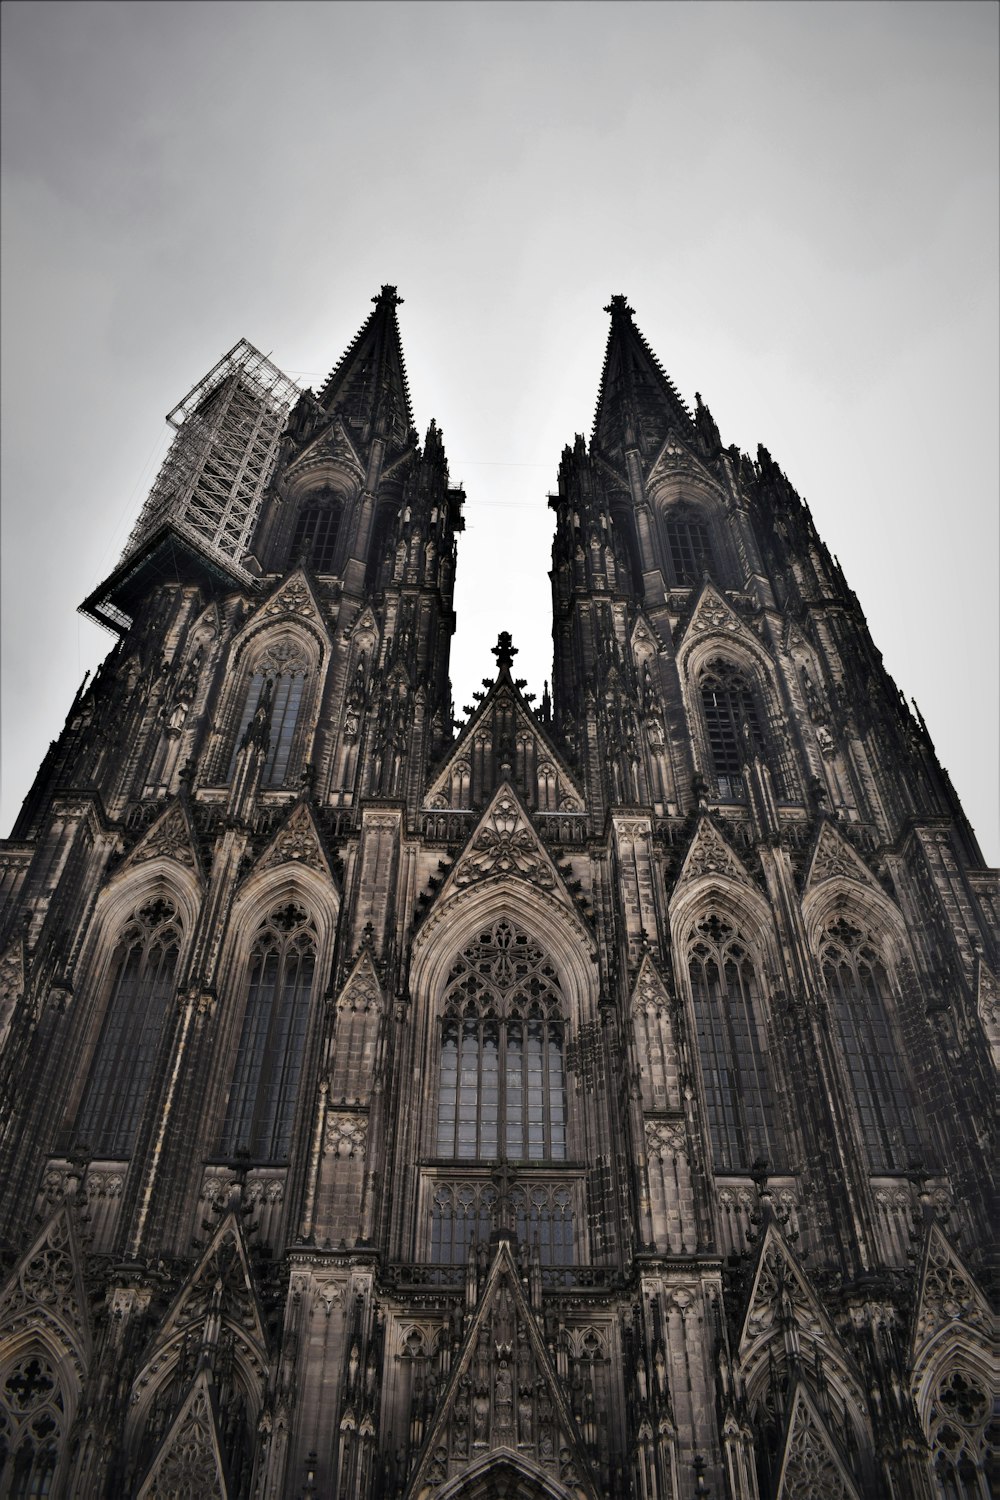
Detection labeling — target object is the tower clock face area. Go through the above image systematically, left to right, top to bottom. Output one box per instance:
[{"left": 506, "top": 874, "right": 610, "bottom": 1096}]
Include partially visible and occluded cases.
[{"left": 0, "top": 291, "right": 993, "bottom": 1500}]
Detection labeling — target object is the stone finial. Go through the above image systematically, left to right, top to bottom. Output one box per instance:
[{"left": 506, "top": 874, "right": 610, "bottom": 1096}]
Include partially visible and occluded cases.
[{"left": 491, "top": 632, "right": 518, "bottom": 672}]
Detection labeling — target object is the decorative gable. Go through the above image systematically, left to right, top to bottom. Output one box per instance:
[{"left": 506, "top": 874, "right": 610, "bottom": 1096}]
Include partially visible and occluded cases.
[
  {"left": 645, "top": 428, "right": 720, "bottom": 492},
  {"left": 255, "top": 567, "right": 327, "bottom": 629},
  {"left": 677, "top": 579, "right": 756, "bottom": 653},
  {"left": 425, "top": 681, "right": 584, "bottom": 814},
  {"left": 439, "top": 785, "right": 568, "bottom": 902},
  {"left": 120, "top": 799, "right": 202, "bottom": 879},
  {"left": 249, "top": 800, "right": 337, "bottom": 884},
  {"left": 675, "top": 814, "right": 753, "bottom": 891},
  {"left": 803, "top": 822, "right": 882, "bottom": 895},
  {"left": 333, "top": 948, "right": 383, "bottom": 1016},
  {"left": 631, "top": 952, "right": 673, "bottom": 1015},
  {"left": 0, "top": 1208, "right": 91, "bottom": 1369},
  {"left": 155, "top": 1214, "right": 267, "bottom": 1358},
  {"left": 739, "top": 1223, "right": 836, "bottom": 1365},
  {"left": 909, "top": 1223, "right": 992, "bottom": 1362},
  {"left": 405, "top": 1238, "right": 599, "bottom": 1497},
  {"left": 136, "top": 1369, "right": 228, "bottom": 1500},
  {"left": 775, "top": 1381, "right": 862, "bottom": 1500}
]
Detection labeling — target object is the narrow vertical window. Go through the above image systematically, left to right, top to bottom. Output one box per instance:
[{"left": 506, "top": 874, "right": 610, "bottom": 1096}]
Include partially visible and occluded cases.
[
  {"left": 289, "top": 493, "right": 341, "bottom": 573},
  {"left": 664, "top": 502, "right": 715, "bottom": 585},
  {"left": 228, "top": 643, "right": 308, "bottom": 787},
  {"left": 700, "top": 660, "right": 770, "bottom": 800},
  {"left": 76, "top": 900, "right": 180, "bottom": 1158},
  {"left": 220, "top": 903, "right": 316, "bottom": 1162},
  {"left": 688, "top": 913, "right": 777, "bottom": 1172},
  {"left": 821, "top": 919, "right": 919, "bottom": 1171}
]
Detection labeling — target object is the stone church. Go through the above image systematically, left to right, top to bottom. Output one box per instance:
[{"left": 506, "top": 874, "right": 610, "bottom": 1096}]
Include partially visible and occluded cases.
[{"left": 0, "top": 288, "right": 995, "bottom": 1499}]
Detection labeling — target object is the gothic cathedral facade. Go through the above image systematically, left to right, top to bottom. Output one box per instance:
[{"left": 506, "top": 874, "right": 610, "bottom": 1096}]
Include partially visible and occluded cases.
[{"left": 0, "top": 290, "right": 995, "bottom": 1500}]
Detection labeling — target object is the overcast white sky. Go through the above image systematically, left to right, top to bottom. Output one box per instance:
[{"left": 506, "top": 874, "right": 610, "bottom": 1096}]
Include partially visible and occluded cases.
[{"left": 2, "top": 1, "right": 997, "bottom": 860}]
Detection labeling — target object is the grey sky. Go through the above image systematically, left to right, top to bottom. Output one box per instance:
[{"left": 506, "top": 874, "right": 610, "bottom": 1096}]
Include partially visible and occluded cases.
[{"left": 2, "top": 1, "right": 997, "bottom": 860}]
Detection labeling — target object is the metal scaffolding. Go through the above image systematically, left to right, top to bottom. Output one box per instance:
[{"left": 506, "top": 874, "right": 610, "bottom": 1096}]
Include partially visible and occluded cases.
[{"left": 124, "top": 339, "right": 300, "bottom": 577}]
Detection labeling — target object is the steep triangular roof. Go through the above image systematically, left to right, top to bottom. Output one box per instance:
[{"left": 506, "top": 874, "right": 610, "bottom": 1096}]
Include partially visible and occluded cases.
[
  {"left": 317, "top": 285, "right": 414, "bottom": 455},
  {"left": 592, "top": 295, "right": 694, "bottom": 466},
  {"left": 252, "top": 566, "right": 329, "bottom": 635},
  {"left": 677, "top": 578, "right": 759, "bottom": 656},
  {"left": 425, "top": 664, "right": 584, "bottom": 814},
  {"left": 119, "top": 797, "right": 203, "bottom": 880},
  {"left": 248, "top": 799, "right": 337, "bottom": 885},
  {"left": 675, "top": 814, "right": 754, "bottom": 891},
  {"left": 803, "top": 821, "right": 883, "bottom": 896},
  {"left": 332, "top": 947, "right": 384, "bottom": 1015},
  {"left": 630, "top": 951, "right": 674, "bottom": 1013},
  {"left": 156, "top": 1213, "right": 267, "bottom": 1356},
  {"left": 909, "top": 1222, "right": 992, "bottom": 1362},
  {"left": 405, "top": 1237, "right": 600, "bottom": 1498},
  {"left": 136, "top": 1368, "right": 229, "bottom": 1500},
  {"left": 774, "top": 1379, "right": 862, "bottom": 1500}
]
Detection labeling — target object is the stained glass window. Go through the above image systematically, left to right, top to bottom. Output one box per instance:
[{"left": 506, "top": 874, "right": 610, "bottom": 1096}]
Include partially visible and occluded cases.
[
  {"left": 75, "top": 900, "right": 179, "bottom": 1158},
  {"left": 220, "top": 903, "right": 316, "bottom": 1162},
  {"left": 688, "top": 913, "right": 777, "bottom": 1172},
  {"left": 821, "top": 919, "right": 920, "bottom": 1172}
]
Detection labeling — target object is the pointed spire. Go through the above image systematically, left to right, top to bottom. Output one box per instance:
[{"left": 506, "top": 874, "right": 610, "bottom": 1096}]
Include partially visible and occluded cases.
[
  {"left": 317, "top": 285, "right": 415, "bottom": 452},
  {"left": 592, "top": 294, "right": 694, "bottom": 463}
]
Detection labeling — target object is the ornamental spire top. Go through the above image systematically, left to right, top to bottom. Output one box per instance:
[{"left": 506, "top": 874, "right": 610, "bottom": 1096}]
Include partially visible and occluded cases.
[
  {"left": 317, "top": 284, "right": 414, "bottom": 452},
  {"left": 592, "top": 294, "right": 693, "bottom": 464}
]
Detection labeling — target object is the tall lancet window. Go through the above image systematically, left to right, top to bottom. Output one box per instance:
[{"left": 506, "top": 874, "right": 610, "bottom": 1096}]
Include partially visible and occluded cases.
[
  {"left": 289, "top": 490, "right": 341, "bottom": 573},
  {"left": 664, "top": 502, "right": 715, "bottom": 586},
  {"left": 228, "top": 642, "right": 308, "bottom": 787},
  {"left": 700, "top": 659, "right": 771, "bottom": 800},
  {"left": 75, "top": 899, "right": 180, "bottom": 1158},
  {"left": 220, "top": 903, "right": 316, "bottom": 1162},
  {"left": 687, "top": 913, "right": 777, "bottom": 1172},
  {"left": 821, "top": 918, "right": 919, "bottom": 1172},
  {"left": 435, "top": 919, "right": 567, "bottom": 1163}
]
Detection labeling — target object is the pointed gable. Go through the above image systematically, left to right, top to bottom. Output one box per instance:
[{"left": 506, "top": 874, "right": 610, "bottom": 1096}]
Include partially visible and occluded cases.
[
  {"left": 317, "top": 285, "right": 414, "bottom": 457},
  {"left": 592, "top": 295, "right": 693, "bottom": 467},
  {"left": 255, "top": 567, "right": 328, "bottom": 632},
  {"left": 677, "top": 578, "right": 757, "bottom": 655},
  {"left": 426, "top": 675, "right": 584, "bottom": 815},
  {"left": 439, "top": 784, "right": 569, "bottom": 903},
  {"left": 120, "top": 798, "right": 203, "bottom": 879},
  {"left": 249, "top": 800, "right": 337, "bottom": 884},
  {"left": 675, "top": 814, "right": 754, "bottom": 891},
  {"left": 803, "top": 821, "right": 882, "bottom": 895},
  {"left": 333, "top": 947, "right": 384, "bottom": 1016},
  {"left": 630, "top": 951, "right": 673, "bottom": 1015},
  {"left": 0, "top": 1208, "right": 91, "bottom": 1366},
  {"left": 156, "top": 1214, "right": 267, "bottom": 1358},
  {"left": 739, "top": 1222, "right": 837, "bottom": 1364},
  {"left": 909, "top": 1223, "right": 992, "bottom": 1362},
  {"left": 405, "top": 1238, "right": 600, "bottom": 1498},
  {"left": 136, "top": 1369, "right": 228, "bottom": 1500},
  {"left": 775, "top": 1381, "right": 862, "bottom": 1500}
]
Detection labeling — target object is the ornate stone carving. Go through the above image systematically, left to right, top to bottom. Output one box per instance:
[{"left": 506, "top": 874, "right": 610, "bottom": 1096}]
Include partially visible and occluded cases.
[
  {"left": 259, "top": 575, "right": 319, "bottom": 622},
  {"left": 452, "top": 790, "right": 555, "bottom": 890},
  {"left": 254, "top": 801, "right": 331, "bottom": 878},
  {"left": 126, "top": 802, "right": 198, "bottom": 870},
  {"left": 677, "top": 817, "right": 751, "bottom": 887},
  {"left": 805, "top": 822, "right": 878, "bottom": 891},
  {"left": 325, "top": 1111, "right": 368, "bottom": 1158},
  {"left": 645, "top": 1117, "right": 686, "bottom": 1159},
  {"left": 913, "top": 1225, "right": 991, "bottom": 1352},
  {"left": 137, "top": 1373, "right": 225, "bottom": 1499},
  {"left": 776, "top": 1384, "right": 859, "bottom": 1499}
]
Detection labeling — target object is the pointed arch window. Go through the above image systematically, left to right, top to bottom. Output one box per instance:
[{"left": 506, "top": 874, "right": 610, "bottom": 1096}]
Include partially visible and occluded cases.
[
  {"left": 289, "top": 490, "right": 341, "bottom": 574},
  {"left": 664, "top": 502, "right": 716, "bottom": 586},
  {"left": 228, "top": 641, "right": 308, "bottom": 787},
  {"left": 700, "top": 659, "right": 771, "bottom": 801},
  {"left": 74, "top": 899, "right": 179, "bottom": 1159},
  {"left": 220, "top": 903, "right": 316, "bottom": 1162},
  {"left": 687, "top": 913, "right": 777, "bottom": 1172},
  {"left": 435, "top": 919, "right": 567, "bottom": 1163},
  {"left": 821, "top": 919, "right": 919, "bottom": 1172},
  {"left": 1, "top": 1354, "right": 64, "bottom": 1500},
  {"left": 927, "top": 1366, "right": 993, "bottom": 1500}
]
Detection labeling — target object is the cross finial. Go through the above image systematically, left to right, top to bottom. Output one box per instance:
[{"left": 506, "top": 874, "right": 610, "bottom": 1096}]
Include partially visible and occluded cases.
[
  {"left": 373, "top": 285, "right": 403, "bottom": 308},
  {"left": 491, "top": 632, "right": 518, "bottom": 672}
]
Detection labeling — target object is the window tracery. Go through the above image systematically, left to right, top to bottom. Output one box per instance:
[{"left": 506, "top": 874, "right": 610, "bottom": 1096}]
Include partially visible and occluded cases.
[
  {"left": 289, "top": 489, "right": 341, "bottom": 573},
  {"left": 664, "top": 502, "right": 716, "bottom": 586},
  {"left": 228, "top": 641, "right": 308, "bottom": 787},
  {"left": 699, "top": 659, "right": 771, "bottom": 801},
  {"left": 75, "top": 899, "right": 180, "bottom": 1158},
  {"left": 219, "top": 903, "right": 316, "bottom": 1163},
  {"left": 687, "top": 912, "right": 778, "bottom": 1172},
  {"left": 435, "top": 919, "right": 566, "bottom": 1163},
  {"left": 820, "top": 919, "right": 919, "bottom": 1172},
  {"left": 0, "top": 1353, "right": 64, "bottom": 1499},
  {"left": 927, "top": 1365, "right": 995, "bottom": 1500}
]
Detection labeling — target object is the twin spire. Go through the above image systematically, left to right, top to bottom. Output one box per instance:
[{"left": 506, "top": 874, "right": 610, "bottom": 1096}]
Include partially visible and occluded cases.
[{"left": 318, "top": 287, "right": 698, "bottom": 467}]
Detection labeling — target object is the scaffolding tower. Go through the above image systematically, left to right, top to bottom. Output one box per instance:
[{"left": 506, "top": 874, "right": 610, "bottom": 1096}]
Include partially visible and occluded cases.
[{"left": 82, "top": 342, "right": 300, "bottom": 631}]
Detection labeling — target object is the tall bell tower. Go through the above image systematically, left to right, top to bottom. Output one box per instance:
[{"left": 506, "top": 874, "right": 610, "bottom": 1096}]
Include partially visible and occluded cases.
[{"left": 0, "top": 291, "right": 994, "bottom": 1500}]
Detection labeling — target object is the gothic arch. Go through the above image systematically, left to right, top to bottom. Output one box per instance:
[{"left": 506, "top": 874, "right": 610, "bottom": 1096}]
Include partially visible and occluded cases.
[
  {"left": 649, "top": 484, "right": 737, "bottom": 590},
  {"left": 801, "top": 879, "right": 908, "bottom": 970},
  {"left": 0, "top": 1329, "right": 81, "bottom": 1500},
  {"left": 912, "top": 1337, "right": 995, "bottom": 1500},
  {"left": 430, "top": 1450, "right": 580, "bottom": 1500}
]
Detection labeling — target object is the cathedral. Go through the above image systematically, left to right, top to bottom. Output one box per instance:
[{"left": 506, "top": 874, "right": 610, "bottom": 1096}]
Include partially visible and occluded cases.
[{"left": 0, "top": 287, "right": 995, "bottom": 1500}]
